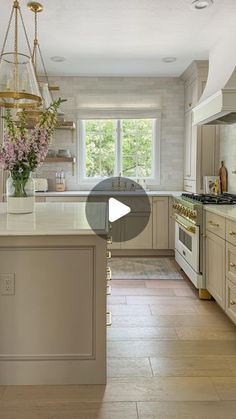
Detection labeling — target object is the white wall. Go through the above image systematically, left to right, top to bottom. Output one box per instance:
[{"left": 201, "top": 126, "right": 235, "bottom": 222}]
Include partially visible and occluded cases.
[
  {"left": 36, "top": 77, "right": 185, "bottom": 191},
  {"left": 219, "top": 124, "right": 236, "bottom": 193}
]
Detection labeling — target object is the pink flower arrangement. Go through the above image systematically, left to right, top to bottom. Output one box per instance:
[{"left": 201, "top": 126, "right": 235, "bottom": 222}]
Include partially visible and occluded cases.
[
  {"left": 0, "top": 99, "right": 63, "bottom": 197},
  {"left": 0, "top": 99, "right": 63, "bottom": 174}
]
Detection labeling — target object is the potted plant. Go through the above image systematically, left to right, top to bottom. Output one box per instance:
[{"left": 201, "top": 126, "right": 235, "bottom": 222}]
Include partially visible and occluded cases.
[{"left": 0, "top": 99, "right": 63, "bottom": 214}]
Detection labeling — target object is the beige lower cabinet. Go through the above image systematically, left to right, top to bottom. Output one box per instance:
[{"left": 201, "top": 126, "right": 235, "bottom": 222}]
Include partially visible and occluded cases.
[
  {"left": 39, "top": 195, "right": 172, "bottom": 251},
  {"left": 152, "top": 197, "right": 169, "bottom": 249},
  {"left": 168, "top": 197, "right": 175, "bottom": 250},
  {"left": 120, "top": 212, "right": 153, "bottom": 249},
  {"left": 206, "top": 230, "right": 225, "bottom": 309},
  {"left": 226, "top": 279, "right": 236, "bottom": 324}
]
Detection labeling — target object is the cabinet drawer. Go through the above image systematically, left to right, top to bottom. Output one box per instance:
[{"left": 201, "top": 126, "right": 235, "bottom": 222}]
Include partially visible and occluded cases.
[
  {"left": 184, "top": 180, "right": 196, "bottom": 193},
  {"left": 206, "top": 212, "right": 225, "bottom": 239},
  {"left": 226, "top": 219, "right": 236, "bottom": 246},
  {"left": 226, "top": 242, "right": 236, "bottom": 285},
  {"left": 226, "top": 279, "right": 236, "bottom": 325}
]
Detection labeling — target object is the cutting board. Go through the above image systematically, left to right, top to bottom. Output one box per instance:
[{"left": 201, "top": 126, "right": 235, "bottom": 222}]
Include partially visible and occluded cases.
[{"left": 219, "top": 161, "right": 228, "bottom": 193}]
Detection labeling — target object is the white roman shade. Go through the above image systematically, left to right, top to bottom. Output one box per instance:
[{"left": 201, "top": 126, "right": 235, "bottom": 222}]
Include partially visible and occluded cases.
[{"left": 74, "top": 92, "right": 162, "bottom": 119}]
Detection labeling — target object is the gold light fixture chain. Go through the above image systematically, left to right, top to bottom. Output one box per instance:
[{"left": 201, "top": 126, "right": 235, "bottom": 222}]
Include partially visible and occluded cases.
[
  {"left": 14, "top": 1, "right": 19, "bottom": 94},
  {"left": 0, "top": 7, "right": 14, "bottom": 57},
  {"left": 18, "top": 7, "right": 33, "bottom": 58},
  {"left": 38, "top": 44, "right": 50, "bottom": 86}
]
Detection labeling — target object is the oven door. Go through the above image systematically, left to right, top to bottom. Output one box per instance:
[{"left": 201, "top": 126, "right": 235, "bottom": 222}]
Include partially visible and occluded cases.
[{"left": 175, "top": 215, "right": 200, "bottom": 273}]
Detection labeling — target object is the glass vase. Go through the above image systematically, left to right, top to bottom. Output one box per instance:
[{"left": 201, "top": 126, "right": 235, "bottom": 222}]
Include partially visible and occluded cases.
[{"left": 6, "top": 171, "right": 35, "bottom": 214}]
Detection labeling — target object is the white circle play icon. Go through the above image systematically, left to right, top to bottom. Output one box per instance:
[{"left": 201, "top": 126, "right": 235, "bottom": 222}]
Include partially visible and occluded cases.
[{"left": 108, "top": 198, "right": 131, "bottom": 222}]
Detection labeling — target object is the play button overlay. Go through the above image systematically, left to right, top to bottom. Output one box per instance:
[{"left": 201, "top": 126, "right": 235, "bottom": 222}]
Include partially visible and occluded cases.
[
  {"left": 85, "top": 177, "right": 151, "bottom": 242},
  {"left": 109, "top": 198, "right": 131, "bottom": 222}
]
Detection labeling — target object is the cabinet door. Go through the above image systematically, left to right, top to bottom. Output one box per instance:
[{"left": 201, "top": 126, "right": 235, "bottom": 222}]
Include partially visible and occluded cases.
[
  {"left": 185, "top": 79, "right": 198, "bottom": 112},
  {"left": 184, "top": 111, "right": 197, "bottom": 182},
  {"left": 197, "top": 125, "right": 219, "bottom": 192},
  {"left": 152, "top": 197, "right": 169, "bottom": 249},
  {"left": 168, "top": 198, "right": 175, "bottom": 250},
  {"left": 120, "top": 212, "right": 152, "bottom": 249},
  {"left": 206, "top": 231, "right": 225, "bottom": 309}
]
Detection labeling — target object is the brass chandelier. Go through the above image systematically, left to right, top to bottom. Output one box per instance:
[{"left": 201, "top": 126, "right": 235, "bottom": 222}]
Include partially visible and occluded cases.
[
  {"left": 0, "top": 0, "right": 42, "bottom": 109},
  {"left": 28, "top": 1, "right": 53, "bottom": 109}
]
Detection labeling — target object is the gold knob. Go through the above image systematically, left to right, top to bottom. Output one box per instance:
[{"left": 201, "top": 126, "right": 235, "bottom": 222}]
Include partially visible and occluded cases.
[
  {"left": 189, "top": 102, "right": 192, "bottom": 107},
  {"left": 107, "top": 236, "right": 113, "bottom": 244},
  {"left": 230, "top": 262, "right": 236, "bottom": 268},
  {"left": 230, "top": 300, "right": 236, "bottom": 306},
  {"left": 106, "top": 311, "right": 112, "bottom": 326}
]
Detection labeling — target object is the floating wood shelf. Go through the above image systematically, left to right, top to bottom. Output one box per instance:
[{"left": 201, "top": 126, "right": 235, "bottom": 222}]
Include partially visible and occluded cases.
[
  {"left": 56, "top": 123, "right": 76, "bottom": 130},
  {"left": 44, "top": 157, "right": 76, "bottom": 163}
]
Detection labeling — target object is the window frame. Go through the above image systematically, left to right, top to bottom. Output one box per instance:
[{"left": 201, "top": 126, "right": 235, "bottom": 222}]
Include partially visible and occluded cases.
[{"left": 78, "top": 117, "right": 161, "bottom": 189}]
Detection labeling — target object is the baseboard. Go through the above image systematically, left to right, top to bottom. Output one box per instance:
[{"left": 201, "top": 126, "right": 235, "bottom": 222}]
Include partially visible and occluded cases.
[{"left": 110, "top": 249, "right": 174, "bottom": 257}]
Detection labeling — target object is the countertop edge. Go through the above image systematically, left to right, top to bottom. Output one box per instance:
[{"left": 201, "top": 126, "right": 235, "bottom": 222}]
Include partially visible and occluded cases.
[
  {"left": 35, "top": 190, "right": 183, "bottom": 197},
  {"left": 204, "top": 204, "right": 236, "bottom": 222}
]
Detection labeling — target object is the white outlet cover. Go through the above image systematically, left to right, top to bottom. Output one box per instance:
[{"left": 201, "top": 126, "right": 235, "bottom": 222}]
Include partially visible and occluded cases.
[{"left": 0, "top": 273, "right": 15, "bottom": 295}]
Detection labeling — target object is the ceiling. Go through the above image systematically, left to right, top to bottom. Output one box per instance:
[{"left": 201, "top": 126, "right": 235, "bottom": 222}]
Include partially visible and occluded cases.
[{"left": 1, "top": 0, "right": 236, "bottom": 76}]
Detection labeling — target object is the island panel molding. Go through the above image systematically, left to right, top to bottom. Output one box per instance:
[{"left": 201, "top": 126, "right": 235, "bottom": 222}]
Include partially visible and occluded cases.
[{"left": 0, "top": 214, "right": 107, "bottom": 385}]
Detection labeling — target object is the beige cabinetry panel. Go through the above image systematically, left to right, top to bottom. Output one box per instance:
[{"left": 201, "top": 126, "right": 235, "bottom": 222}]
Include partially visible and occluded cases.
[
  {"left": 182, "top": 61, "right": 219, "bottom": 193},
  {"left": 184, "top": 79, "right": 198, "bottom": 112},
  {"left": 184, "top": 110, "right": 196, "bottom": 180},
  {"left": 198, "top": 125, "right": 219, "bottom": 191},
  {"left": 153, "top": 197, "right": 169, "bottom": 249},
  {"left": 168, "top": 197, "right": 175, "bottom": 250},
  {"left": 121, "top": 212, "right": 153, "bottom": 249},
  {"left": 206, "top": 212, "right": 225, "bottom": 239},
  {"left": 226, "top": 219, "right": 236, "bottom": 246},
  {"left": 206, "top": 230, "right": 225, "bottom": 309},
  {"left": 0, "top": 235, "right": 106, "bottom": 385},
  {"left": 226, "top": 242, "right": 236, "bottom": 285},
  {"left": 226, "top": 279, "right": 236, "bottom": 324}
]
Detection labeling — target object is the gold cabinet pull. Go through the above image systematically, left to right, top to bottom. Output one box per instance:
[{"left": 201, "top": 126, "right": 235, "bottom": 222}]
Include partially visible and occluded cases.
[
  {"left": 188, "top": 102, "right": 192, "bottom": 108},
  {"left": 209, "top": 221, "right": 220, "bottom": 227},
  {"left": 229, "top": 231, "right": 236, "bottom": 236},
  {"left": 107, "top": 236, "right": 113, "bottom": 245},
  {"left": 106, "top": 251, "right": 111, "bottom": 259},
  {"left": 230, "top": 262, "right": 236, "bottom": 268},
  {"left": 107, "top": 268, "right": 112, "bottom": 281},
  {"left": 107, "top": 284, "right": 111, "bottom": 295},
  {"left": 230, "top": 300, "right": 236, "bottom": 306},
  {"left": 106, "top": 311, "right": 112, "bottom": 326}
]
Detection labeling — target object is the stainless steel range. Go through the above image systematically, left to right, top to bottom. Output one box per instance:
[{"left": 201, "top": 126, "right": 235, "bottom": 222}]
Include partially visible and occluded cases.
[{"left": 173, "top": 193, "right": 236, "bottom": 297}]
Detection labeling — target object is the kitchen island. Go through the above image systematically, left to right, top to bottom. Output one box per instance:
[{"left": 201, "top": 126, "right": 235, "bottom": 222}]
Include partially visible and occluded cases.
[{"left": 0, "top": 202, "right": 108, "bottom": 385}]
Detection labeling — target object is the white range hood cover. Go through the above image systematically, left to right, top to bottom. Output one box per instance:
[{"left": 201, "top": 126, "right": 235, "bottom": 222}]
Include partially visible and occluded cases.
[{"left": 193, "top": 31, "right": 236, "bottom": 125}]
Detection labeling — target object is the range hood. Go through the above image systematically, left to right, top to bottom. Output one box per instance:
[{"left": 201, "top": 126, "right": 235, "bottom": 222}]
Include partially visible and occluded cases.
[{"left": 193, "top": 34, "right": 236, "bottom": 125}]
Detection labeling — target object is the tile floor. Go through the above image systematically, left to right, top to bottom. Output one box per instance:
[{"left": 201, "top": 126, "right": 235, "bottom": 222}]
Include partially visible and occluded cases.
[{"left": 1, "top": 258, "right": 236, "bottom": 418}]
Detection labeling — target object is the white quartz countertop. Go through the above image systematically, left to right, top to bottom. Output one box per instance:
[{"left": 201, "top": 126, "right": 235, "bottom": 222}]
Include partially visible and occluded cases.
[
  {"left": 36, "top": 190, "right": 183, "bottom": 197},
  {"left": 0, "top": 202, "right": 108, "bottom": 236},
  {"left": 204, "top": 204, "right": 236, "bottom": 221}
]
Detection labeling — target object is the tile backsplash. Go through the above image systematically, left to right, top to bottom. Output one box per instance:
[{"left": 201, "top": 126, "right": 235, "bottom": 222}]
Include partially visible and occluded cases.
[{"left": 36, "top": 76, "right": 185, "bottom": 191}]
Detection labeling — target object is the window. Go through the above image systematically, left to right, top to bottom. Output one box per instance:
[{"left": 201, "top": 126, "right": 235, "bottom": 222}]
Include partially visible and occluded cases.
[{"left": 79, "top": 118, "right": 160, "bottom": 185}]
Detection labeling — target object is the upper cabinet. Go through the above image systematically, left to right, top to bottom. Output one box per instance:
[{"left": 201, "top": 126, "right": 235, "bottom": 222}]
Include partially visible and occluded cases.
[
  {"left": 181, "top": 61, "right": 220, "bottom": 193},
  {"left": 184, "top": 79, "right": 198, "bottom": 112}
]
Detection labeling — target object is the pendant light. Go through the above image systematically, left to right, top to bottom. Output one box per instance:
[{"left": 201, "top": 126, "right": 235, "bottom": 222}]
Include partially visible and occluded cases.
[
  {"left": 0, "top": 0, "right": 42, "bottom": 109},
  {"left": 27, "top": 1, "right": 53, "bottom": 109}
]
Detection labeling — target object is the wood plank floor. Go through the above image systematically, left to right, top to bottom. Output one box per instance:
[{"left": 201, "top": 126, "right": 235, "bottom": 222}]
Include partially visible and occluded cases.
[{"left": 1, "top": 258, "right": 236, "bottom": 418}]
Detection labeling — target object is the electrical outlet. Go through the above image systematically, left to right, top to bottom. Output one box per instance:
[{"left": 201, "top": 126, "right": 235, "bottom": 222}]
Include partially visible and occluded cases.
[{"left": 0, "top": 273, "right": 15, "bottom": 295}]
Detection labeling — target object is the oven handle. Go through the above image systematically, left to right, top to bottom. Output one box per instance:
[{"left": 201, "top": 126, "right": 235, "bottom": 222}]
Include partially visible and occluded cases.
[{"left": 175, "top": 218, "right": 196, "bottom": 234}]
